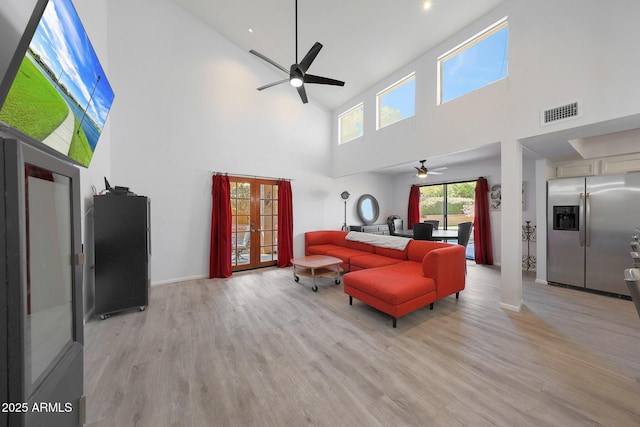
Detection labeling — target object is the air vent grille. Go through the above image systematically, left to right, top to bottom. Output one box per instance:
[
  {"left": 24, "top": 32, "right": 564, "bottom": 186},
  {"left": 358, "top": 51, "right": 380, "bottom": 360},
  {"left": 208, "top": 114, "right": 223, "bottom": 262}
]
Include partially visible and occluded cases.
[{"left": 541, "top": 101, "right": 580, "bottom": 126}]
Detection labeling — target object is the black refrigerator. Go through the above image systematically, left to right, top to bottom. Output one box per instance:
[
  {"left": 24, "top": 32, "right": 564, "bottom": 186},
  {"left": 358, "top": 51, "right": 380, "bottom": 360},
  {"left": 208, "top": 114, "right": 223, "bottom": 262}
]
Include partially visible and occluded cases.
[{"left": 94, "top": 194, "right": 150, "bottom": 319}]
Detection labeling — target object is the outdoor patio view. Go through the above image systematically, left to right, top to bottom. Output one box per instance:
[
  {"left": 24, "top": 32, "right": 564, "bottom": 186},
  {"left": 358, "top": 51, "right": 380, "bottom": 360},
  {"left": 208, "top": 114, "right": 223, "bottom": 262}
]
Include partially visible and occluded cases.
[{"left": 420, "top": 181, "right": 475, "bottom": 257}]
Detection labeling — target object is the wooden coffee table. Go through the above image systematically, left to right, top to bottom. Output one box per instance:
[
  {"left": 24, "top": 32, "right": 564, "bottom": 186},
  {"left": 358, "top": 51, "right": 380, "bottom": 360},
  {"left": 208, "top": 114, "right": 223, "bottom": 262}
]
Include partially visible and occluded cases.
[{"left": 290, "top": 255, "right": 343, "bottom": 292}]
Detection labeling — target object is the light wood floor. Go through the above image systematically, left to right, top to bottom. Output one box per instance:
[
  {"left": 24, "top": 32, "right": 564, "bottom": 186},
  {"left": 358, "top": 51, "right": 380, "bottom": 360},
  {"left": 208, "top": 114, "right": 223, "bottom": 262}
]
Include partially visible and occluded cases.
[{"left": 84, "top": 263, "right": 640, "bottom": 426}]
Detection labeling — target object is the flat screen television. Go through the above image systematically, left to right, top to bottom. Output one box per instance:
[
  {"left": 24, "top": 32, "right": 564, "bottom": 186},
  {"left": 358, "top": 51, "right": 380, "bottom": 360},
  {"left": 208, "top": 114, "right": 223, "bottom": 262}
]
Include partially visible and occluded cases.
[{"left": 0, "top": 0, "right": 114, "bottom": 168}]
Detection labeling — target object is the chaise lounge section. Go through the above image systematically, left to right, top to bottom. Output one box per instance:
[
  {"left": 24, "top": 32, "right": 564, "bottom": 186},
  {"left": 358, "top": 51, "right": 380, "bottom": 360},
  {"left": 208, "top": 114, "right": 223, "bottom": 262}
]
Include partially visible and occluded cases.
[{"left": 305, "top": 231, "right": 466, "bottom": 327}]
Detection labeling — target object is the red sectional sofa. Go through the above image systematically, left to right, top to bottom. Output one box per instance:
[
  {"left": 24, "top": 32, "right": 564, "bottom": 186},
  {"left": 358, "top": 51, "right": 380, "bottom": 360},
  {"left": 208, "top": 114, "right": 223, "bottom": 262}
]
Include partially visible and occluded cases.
[{"left": 305, "top": 230, "right": 466, "bottom": 327}]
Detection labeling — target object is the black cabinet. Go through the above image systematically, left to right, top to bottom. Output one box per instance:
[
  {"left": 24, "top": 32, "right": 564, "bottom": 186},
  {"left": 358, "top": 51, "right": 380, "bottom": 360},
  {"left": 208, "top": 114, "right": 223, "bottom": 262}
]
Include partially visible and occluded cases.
[{"left": 94, "top": 195, "right": 150, "bottom": 319}]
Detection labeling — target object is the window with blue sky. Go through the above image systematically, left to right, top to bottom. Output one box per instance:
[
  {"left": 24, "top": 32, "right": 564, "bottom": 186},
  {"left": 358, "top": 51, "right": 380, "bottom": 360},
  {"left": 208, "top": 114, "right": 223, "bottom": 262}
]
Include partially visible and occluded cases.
[
  {"left": 438, "top": 18, "right": 508, "bottom": 104},
  {"left": 377, "top": 72, "right": 415, "bottom": 129},
  {"left": 338, "top": 102, "right": 364, "bottom": 144}
]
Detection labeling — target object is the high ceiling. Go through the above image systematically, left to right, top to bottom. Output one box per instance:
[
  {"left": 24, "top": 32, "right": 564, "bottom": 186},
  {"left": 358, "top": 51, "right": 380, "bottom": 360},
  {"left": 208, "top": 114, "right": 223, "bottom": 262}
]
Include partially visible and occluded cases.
[
  {"left": 170, "top": 0, "right": 640, "bottom": 170},
  {"left": 172, "top": 0, "right": 505, "bottom": 111}
]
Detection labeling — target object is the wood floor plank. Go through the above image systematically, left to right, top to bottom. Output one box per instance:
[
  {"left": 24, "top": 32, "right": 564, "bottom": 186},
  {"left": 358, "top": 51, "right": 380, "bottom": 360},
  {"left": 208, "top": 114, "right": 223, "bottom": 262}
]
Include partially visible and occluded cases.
[{"left": 84, "top": 265, "right": 640, "bottom": 426}]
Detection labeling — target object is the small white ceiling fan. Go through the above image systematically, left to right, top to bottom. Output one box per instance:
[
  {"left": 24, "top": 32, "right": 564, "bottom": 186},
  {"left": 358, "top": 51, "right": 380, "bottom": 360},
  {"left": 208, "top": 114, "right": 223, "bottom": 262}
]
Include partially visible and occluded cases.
[{"left": 415, "top": 159, "right": 447, "bottom": 178}]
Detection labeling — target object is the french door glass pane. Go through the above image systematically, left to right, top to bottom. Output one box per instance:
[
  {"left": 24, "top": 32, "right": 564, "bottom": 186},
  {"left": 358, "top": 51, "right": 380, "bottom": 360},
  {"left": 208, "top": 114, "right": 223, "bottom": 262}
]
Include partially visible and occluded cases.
[
  {"left": 231, "top": 181, "right": 251, "bottom": 267},
  {"left": 260, "top": 183, "right": 278, "bottom": 263}
]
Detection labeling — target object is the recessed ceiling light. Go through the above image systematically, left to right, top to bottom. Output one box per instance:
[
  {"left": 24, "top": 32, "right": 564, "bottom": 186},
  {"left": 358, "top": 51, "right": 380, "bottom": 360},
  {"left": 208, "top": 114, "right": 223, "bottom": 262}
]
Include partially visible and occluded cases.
[
  {"left": 423, "top": 1, "right": 432, "bottom": 11},
  {"left": 248, "top": 27, "right": 254, "bottom": 33}
]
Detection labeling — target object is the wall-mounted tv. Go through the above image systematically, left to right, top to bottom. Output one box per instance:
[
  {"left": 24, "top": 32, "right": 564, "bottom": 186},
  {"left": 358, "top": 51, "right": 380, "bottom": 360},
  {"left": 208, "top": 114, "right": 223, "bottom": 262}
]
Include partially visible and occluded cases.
[{"left": 0, "top": 0, "right": 114, "bottom": 168}]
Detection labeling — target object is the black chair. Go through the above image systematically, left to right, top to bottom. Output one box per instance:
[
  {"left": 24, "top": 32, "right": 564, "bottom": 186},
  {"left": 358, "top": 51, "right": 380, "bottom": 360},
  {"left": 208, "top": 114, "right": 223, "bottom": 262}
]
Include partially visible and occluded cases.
[
  {"left": 423, "top": 220, "right": 440, "bottom": 230},
  {"left": 456, "top": 221, "right": 473, "bottom": 273},
  {"left": 412, "top": 222, "right": 434, "bottom": 240},
  {"left": 457, "top": 222, "right": 473, "bottom": 248}
]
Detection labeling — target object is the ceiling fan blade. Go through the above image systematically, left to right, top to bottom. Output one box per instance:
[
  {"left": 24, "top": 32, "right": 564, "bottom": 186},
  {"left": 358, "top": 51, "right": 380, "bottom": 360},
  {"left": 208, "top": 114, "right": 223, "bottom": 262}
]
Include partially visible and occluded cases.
[
  {"left": 299, "top": 42, "right": 323, "bottom": 72},
  {"left": 249, "top": 49, "right": 289, "bottom": 74},
  {"left": 304, "top": 74, "right": 345, "bottom": 86},
  {"left": 257, "top": 79, "right": 289, "bottom": 91},
  {"left": 296, "top": 85, "right": 308, "bottom": 104},
  {"left": 431, "top": 166, "right": 448, "bottom": 172},
  {"left": 429, "top": 171, "right": 444, "bottom": 175}
]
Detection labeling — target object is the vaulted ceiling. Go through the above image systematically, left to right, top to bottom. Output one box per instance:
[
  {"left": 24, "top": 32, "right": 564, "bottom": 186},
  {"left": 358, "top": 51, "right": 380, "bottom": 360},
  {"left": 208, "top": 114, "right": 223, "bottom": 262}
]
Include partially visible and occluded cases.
[
  {"left": 170, "top": 0, "right": 640, "bottom": 169},
  {"left": 172, "top": 0, "right": 505, "bottom": 111}
]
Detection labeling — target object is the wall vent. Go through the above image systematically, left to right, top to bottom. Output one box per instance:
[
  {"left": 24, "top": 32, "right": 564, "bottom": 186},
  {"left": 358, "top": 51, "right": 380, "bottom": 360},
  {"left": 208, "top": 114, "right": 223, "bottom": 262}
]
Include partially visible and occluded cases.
[{"left": 541, "top": 101, "right": 581, "bottom": 126}]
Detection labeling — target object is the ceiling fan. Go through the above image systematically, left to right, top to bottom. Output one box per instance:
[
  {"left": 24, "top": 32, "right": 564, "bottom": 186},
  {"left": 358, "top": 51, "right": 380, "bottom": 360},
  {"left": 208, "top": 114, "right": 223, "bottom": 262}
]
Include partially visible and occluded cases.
[
  {"left": 249, "top": 0, "right": 345, "bottom": 104},
  {"left": 415, "top": 159, "right": 447, "bottom": 178}
]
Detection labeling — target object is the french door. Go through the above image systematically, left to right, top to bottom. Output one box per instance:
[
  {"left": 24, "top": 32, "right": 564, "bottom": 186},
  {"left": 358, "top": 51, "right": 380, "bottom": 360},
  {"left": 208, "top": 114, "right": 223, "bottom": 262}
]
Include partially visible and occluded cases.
[{"left": 229, "top": 177, "right": 278, "bottom": 271}]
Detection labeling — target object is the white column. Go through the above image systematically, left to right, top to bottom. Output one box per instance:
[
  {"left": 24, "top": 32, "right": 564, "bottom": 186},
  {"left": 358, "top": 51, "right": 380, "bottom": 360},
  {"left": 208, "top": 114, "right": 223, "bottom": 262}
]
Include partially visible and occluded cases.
[
  {"left": 500, "top": 139, "right": 523, "bottom": 311},
  {"left": 534, "top": 158, "right": 554, "bottom": 285}
]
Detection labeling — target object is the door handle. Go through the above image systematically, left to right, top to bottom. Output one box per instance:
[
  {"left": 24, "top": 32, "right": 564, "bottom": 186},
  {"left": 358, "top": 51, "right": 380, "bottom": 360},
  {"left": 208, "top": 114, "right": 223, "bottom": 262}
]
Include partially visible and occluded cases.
[
  {"left": 585, "top": 192, "right": 591, "bottom": 247},
  {"left": 579, "top": 193, "right": 585, "bottom": 247}
]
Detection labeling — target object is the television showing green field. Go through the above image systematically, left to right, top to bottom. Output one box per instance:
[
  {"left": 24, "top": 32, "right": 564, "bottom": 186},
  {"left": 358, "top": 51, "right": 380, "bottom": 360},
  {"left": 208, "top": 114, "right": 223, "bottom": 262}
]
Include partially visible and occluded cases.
[{"left": 0, "top": 0, "right": 115, "bottom": 167}]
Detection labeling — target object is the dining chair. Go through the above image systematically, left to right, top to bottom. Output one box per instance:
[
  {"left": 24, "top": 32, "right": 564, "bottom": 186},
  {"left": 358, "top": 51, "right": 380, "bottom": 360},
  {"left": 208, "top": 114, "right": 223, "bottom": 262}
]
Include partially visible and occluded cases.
[
  {"left": 423, "top": 220, "right": 440, "bottom": 230},
  {"left": 456, "top": 221, "right": 473, "bottom": 273},
  {"left": 412, "top": 222, "right": 434, "bottom": 240},
  {"left": 456, "top": 222, "right": 473, "bottom": 248}
]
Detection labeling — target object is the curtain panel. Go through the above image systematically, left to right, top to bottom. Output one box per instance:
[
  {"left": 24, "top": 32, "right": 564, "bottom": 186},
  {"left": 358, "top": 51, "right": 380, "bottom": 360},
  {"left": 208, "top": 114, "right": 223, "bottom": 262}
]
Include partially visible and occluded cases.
[
  {"left": 210, "top": 174, "right": 232, "bottom": 278},
  {"left": 473, "top": 177, "right": 494, "bottom": 265},
  {"left": 277, "top": 180, "right": 294, "bottom": 268},
  {"left": 407, "top": 185, "right": 421, "bottom": 230}
]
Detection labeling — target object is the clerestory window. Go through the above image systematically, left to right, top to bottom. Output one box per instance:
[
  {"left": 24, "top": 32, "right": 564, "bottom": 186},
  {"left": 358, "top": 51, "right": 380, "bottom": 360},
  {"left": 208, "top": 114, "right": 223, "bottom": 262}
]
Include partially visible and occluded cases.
[
  {"left": 438, "top": 17, "right": 508, "bottom": 104},
  {"left": 376, "top": 72, "right": 416, "bottom": 130},
  {"left": 338, "top": 102, "right": 364, "bottom": 144}
]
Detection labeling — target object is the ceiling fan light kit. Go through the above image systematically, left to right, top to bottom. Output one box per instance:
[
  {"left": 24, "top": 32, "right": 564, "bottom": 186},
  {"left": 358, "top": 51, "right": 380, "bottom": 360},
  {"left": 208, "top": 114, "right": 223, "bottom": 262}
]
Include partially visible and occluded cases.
[
  {"left": 249, "top": 0, "right": 345, "bottom": 104},
  {"left": 415, "top": 159, "right": 446, "bottom": 178},
  {"left": 416, "top": 159, "right": 429, "bottom": 178}
]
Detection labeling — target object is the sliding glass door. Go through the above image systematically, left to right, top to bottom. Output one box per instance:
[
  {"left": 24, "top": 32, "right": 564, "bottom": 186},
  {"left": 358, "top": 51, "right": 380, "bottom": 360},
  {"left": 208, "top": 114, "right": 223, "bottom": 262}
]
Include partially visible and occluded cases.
[{"left": 419, "top": 181, "right": 476, "bottom": 230}]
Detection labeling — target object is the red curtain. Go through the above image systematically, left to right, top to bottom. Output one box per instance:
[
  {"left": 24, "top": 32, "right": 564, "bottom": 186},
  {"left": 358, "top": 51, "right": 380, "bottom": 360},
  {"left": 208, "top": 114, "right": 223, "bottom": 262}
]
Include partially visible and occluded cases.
[
  {"left": 210, "top": 174, "right": 232, "bottom": 278},
  {"left": 474, "top": 177, "right": 494, "bottom": 265},
  {"left": 277, "top": 180, "right": 294, "bottom": 267},
  {"left": 407, "top": 185, "right": 420, "bottom": 229}
]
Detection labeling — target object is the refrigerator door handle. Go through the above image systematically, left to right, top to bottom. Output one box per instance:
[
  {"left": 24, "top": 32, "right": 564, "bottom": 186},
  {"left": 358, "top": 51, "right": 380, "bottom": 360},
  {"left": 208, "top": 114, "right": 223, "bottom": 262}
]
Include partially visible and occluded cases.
[
  {"left": 585, "top": 192, "right": 591, "bottom": 247},
  {"left": 579, "top": 193, "right": 585, "bottom": 247}
]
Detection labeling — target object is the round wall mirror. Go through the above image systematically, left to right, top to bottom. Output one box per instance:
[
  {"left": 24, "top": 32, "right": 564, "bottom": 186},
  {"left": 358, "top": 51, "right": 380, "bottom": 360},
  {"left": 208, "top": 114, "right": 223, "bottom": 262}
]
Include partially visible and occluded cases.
[{"left": 356, "top": 194, "right": 380, "bottom": 225}]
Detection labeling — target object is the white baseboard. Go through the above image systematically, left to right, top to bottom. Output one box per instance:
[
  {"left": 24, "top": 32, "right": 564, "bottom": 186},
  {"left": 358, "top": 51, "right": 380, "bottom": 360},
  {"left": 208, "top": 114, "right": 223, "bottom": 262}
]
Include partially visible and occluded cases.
[
  {"left": 152, "top": 274, "right": 208, "bottom": 286},
  {"left": 535, "top": 279, "right": 548, "bottom": 285},
  {"left": 500, "top": 301, "right": 522, "bottom": 312},
  {"left": 84, "top": 307, "right": 95, "bottom": 324}
]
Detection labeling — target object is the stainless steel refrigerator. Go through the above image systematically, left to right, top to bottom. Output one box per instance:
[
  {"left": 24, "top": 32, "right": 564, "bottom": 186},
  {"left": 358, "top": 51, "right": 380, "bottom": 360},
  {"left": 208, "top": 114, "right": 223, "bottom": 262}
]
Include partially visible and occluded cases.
[{"left": 547, "top": 173, "right": 640, "bottom": 296}]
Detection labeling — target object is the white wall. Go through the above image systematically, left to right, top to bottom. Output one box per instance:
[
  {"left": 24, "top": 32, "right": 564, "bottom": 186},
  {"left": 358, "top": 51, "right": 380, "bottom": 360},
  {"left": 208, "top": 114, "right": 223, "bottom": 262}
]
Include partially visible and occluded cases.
[
  {"left": 0, "top": 0, "right": 37, "bottom": 86},
  {"left": 74, "top": 0, "right": 112, "bottom": 319},
  {"left": 103, "top": 0, "right": 364, "bottom": 286},
  {"left": 331, "top": 0, "right": 640, "bottom": 176},
  {"left": 333, "top": 173, "right": 395, "bottom": 229}
]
